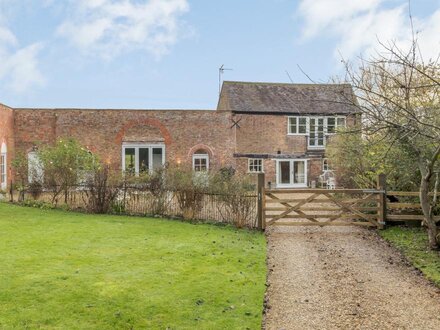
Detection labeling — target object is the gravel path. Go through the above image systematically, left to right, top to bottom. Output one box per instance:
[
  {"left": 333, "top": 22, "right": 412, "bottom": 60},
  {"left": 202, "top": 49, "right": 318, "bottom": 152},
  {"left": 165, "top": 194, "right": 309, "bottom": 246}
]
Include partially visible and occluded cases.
[{"left": 263, "top": 226, "right": 440, "bottom": 330}]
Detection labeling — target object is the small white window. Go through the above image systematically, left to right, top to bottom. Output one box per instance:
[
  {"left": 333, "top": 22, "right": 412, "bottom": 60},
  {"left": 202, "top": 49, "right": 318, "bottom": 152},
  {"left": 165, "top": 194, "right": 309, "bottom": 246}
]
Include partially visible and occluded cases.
[
  {"left": 288, "top": 117, "right": 307, "bottom": 134},
  {"left": 326, "top": 117, "right": 346, "bottom": 134},
  {"left": 337, "top": 117, "right": 346, "bottom": 128},
  {"left": 1, "top": 143, "right": 6, "bottom": 190},
  {"left": 192, "top": 151, "right": 209, "bottom": 172},
  {"left": 323, "top": 158, "right": 330, "bottom": 171},
  {"left": 248, "top": 159, "right": 263, "bottom": 173}
]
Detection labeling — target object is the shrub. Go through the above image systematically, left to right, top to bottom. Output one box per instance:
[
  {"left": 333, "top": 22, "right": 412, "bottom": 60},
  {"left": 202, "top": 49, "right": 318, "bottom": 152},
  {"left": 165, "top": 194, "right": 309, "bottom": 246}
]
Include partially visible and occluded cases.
[
  {"left": 37, "top": 139, "right": 97, "bottom": 204},
  {"left": 11, "top": 152, "right": 29, "bottom": 202},
  {"left": 85, "top": 166, "right": 123, "bottom": 214},
  {"left": 165, "top": 166, "right": 207, "bottom": 220},
  {"left": 117, "top": 169, "right": 171, "bottom": 216},
  {"left": 146, "top": 169, "right": 170, "bottom": 215},
  {"left": 211, "top": 173, "right": 256, "bottom": 228},
  {"left": 28, "top": 181, "right": 43, "bottom": 200},
  {"left": 19, "top": 200, "right": 56, "bottom": 210},
  {"left": 110, "top": 200, "right": 126, "bottom": 214}
]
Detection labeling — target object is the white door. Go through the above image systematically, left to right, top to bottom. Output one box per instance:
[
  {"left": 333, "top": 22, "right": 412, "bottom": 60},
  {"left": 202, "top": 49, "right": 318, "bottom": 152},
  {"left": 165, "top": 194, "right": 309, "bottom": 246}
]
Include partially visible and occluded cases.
[{"left": 276, "top": 160, "right": 308, "bottom": 188}]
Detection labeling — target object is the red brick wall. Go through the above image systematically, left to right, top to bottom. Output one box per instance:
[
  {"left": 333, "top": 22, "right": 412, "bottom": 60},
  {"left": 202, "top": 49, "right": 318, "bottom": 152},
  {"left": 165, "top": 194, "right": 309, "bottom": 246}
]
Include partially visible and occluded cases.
[
  {"left": 0, "top": 103, "right": 15, "bottom": 189},
  {"left": 11, "top": 107, "right": 357, "bottom": 189},
  {"left": 14, "top": 109, "right": 236, "bottom": 172},
  {"left": 232, "top": 113, "right": 357, "bottom": 187},
  {"left": 233, "top": 114, "right": 357, "bottom": 154},
  {"left": 234, "top": 114, "right": 307, "bottom": 154},
  {"left": 235, "top": 157, "right": 323, "bottom": 188}
]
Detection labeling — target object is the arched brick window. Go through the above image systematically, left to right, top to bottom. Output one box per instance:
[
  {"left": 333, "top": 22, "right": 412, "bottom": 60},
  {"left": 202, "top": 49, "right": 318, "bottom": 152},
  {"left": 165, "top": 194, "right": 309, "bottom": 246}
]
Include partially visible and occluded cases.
[{"left": 1, "top": 142, "right": 7, "bottom": 190}]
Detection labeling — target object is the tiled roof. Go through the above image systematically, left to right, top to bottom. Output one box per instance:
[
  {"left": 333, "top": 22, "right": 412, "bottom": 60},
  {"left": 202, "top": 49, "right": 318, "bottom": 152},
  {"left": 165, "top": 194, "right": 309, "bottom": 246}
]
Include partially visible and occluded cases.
[{"left": 218, "top": 81, "right": 360, "bottom": 114}]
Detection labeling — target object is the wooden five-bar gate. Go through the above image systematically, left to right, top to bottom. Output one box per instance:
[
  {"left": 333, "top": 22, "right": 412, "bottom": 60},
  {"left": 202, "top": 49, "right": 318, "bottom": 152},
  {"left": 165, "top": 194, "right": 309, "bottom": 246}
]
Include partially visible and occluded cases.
[{"left": 257, "top": 173, "right": 387, "bottom": 229}]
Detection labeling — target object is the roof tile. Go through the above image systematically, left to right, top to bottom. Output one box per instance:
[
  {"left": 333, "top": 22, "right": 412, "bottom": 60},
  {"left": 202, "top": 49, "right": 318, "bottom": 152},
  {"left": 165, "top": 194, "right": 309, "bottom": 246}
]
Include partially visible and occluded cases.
[{"left": 218, "top": 81, "right": 360, "bottom": 114}]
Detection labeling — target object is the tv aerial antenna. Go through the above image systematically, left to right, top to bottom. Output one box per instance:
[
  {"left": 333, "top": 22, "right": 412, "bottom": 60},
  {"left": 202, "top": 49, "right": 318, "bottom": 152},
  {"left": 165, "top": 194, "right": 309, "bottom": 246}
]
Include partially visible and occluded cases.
[{"left": 219, "top": 64, "right": 233, "bottom": 95}]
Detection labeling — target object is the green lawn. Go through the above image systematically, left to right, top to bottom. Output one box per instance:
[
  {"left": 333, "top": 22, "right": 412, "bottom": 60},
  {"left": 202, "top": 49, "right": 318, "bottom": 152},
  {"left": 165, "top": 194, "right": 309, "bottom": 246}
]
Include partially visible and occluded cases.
[
  {"left": 0, "top": 203, "right": 266, "bottom": 329},
  {"left": 380, "top": 226, "right": 440, "bottom": 287}
]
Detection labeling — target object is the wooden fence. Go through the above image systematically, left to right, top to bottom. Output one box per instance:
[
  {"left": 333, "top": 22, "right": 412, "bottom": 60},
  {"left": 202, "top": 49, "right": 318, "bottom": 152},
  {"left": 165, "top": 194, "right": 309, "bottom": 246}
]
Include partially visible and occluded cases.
[
  {"left": 7, "top": 173, "right": 439, "bottom": 231},
  {"left": 256, "top": 173, "right": 440, "bottom": 230},
  {"left": 13, "top": 188, "right": 259, "bottom": 229},
  {"left": 386, "top": 190, "right": 440, "bottom": 223}
]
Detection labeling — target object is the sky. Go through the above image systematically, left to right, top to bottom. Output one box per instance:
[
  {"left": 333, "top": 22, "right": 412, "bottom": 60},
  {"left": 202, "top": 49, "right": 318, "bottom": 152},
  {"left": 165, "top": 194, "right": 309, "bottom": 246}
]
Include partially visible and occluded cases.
[{"left": 0, "top": 0, "right": 439, "bottom": 109}]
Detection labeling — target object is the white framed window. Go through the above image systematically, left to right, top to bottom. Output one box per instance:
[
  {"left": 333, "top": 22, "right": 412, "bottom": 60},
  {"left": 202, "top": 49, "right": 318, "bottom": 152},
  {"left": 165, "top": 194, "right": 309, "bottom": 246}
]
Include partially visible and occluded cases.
[
  {"left": 287, "top": 116, "right": 347, "bottom": 149},
  {"left": 288, "top": 116, "right": 308, "bottom": 135},
  {"left": 288, "top": 116, "right": 347, "bottom": 135},
  {"left": 309, "top": 117, "right": 325, "bottom": 148},
  {"left": 326, "top": 117, "right": 346, "bottom": 134},
  {"left": 326, "top": 117, "right": 336, "bottom": 134},
  {"left": 337, "top": 117, "right": 346, "bottom": 128},
  {"left": 0, "top": 143, "right": 6, "bottom": 190},
  {"left": 122, "top": 143, "right": 165, "bottom": 175},
  {"left": 192, "top": 152, "right": 209, "bottom": 172},
  {"left": 323, "top": 158, "right": 330, "bottom": 171},
  {"left": 248, "top": 159, "right": 263, "bottom": 173},
  {"left": 275, "top": 159, "right": 308, "bottom": 188}
]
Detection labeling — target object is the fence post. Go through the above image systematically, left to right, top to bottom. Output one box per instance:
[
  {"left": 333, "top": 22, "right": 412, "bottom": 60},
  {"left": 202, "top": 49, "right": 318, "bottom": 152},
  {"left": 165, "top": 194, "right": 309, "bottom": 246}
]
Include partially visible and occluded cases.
[
  {"left": 257, "top": 173, "right": 266, "bottom": 230},
  {"left": 377, "top": 173, "right": 387, "bottom": 229}
]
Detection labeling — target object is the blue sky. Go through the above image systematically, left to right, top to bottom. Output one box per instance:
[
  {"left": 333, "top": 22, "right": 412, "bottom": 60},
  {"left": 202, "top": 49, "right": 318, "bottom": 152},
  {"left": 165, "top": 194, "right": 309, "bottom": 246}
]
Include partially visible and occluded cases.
[{"left": 0, "top": 0, "right": 439, "bottom": 109}]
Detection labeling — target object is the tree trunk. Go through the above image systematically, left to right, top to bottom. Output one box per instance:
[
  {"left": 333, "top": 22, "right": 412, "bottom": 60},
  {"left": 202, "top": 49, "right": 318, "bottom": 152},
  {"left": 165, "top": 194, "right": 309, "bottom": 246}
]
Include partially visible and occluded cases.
[{"left": 420, "top": 175, "right": 439, "bottom": 250}]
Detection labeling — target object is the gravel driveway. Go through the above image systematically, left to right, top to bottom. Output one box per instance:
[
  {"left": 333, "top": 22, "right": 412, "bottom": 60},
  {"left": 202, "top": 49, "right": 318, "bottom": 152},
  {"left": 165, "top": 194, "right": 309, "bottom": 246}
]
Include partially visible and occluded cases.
[{"left": 264, "top": 226, "right": 440, "bottom": 330}]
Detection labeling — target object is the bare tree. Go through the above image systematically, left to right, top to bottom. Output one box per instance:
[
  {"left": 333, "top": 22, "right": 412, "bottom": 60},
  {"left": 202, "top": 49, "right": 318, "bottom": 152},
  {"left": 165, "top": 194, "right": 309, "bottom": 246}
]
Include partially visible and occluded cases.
[{"left": 340, "top": 37, "right": 440, "bottom": 249}]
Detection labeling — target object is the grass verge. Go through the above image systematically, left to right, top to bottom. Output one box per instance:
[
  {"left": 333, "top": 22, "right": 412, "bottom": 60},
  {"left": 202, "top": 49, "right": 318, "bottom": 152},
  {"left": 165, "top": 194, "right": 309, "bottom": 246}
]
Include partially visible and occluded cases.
[
  {"left": 0, "top": 203, "right": 266, "bottom": 329},
  {"left": 380, "top": 226, "right": 440, "bottom": 287}
]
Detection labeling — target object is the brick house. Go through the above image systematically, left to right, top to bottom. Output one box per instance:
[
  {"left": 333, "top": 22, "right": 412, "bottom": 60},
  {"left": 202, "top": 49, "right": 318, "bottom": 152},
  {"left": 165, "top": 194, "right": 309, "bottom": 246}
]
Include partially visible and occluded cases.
[{"left": 0, "top": 81, "right": 359, "bottom": 190}]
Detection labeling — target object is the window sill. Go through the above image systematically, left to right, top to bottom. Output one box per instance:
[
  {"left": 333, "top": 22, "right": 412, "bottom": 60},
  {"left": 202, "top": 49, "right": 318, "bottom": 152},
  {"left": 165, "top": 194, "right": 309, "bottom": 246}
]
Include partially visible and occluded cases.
[{"left": 276, "top": 184, "right": 308, "bottom": 189}]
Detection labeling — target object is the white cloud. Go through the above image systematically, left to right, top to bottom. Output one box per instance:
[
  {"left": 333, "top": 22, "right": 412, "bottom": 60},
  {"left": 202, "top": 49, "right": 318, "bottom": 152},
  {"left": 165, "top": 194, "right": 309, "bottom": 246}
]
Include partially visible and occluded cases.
[
  {"left": 57, "top": 0, "right": 190, "bottom": 60},
  {"left": 297, "top": 0, "right": 440, "bottom": 61},
  {"left": 298, "top": 0, "right": 382, "bottom": 39},
  {"left": 414, "top": 9, "right": 440, "bottom": 61},
  {"left": 0, "top": 19, "right": 45, "bottom": 93},
  {"left": 0, "top": 26, "right": 17, "bottom": 46},
  {"left": 0, "top": 43, "right": 45, "bottom": 93}
]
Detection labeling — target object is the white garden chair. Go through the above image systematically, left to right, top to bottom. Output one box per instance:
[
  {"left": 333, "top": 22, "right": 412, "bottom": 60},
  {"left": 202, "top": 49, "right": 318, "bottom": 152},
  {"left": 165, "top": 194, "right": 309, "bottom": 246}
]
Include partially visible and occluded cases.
[{"left": 318, "top": 170, "right": 336, "bottom": 189}]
